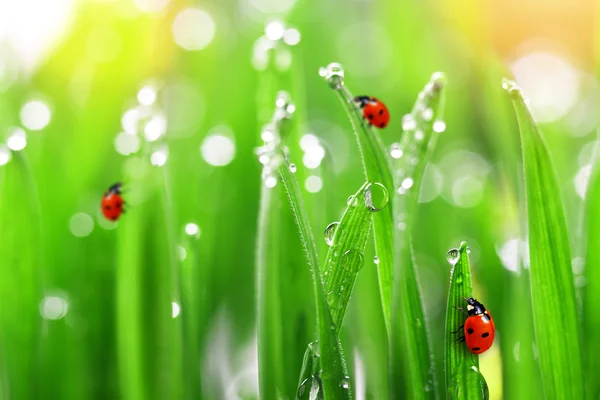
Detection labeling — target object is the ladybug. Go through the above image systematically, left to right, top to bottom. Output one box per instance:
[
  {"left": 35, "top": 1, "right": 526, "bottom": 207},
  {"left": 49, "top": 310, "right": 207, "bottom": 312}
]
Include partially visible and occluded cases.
[
  {"left": 354, "top": 95, "right": 390, "bottom": 129},
  {"left": 101, "top": 182, "right": 125, "bottom": 221},
  {"left": 453, "top": 297, "right": 495, "bottom": 354}
]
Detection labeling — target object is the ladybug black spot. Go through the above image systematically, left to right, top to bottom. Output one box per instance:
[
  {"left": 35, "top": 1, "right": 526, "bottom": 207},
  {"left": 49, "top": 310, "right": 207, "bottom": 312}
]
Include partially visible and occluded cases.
[
  {"left": 379, "top": 109, "right": 384, "bottom": 116},
  {"left": 367, "top": 114, "right": 374, "bottom": 120},
  {"left": 379, "top": 122, "right": 386, "bottom": 128},
  {"left": 116, "top": 202, "right": 122, "bottom": 208},
  {"left": 105, "top": 205, "right": 111, "bottom": 210},
  {"left": 467, "top": 328, "right": 474, "bottom": 334},
  {"left": 481, "top": 332, "right": 489, "bottom": 338},
  {"left": 472, "top": 347, "right": 480, "bottom": 352}
]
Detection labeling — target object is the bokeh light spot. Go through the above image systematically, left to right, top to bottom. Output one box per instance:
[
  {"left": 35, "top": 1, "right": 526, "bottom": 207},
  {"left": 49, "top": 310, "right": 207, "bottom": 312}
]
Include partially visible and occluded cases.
[
  {"left": 172, "top": 8, "right": 215, "bottom": 51},
  {"left": 20, "top": 100, "right": 51, "bottom": 130},
  {"left": 7, "top": 127, "right": 27, "bottom": 151},
  {"left": 114, "top": 131, "right": 140, "bottom": 155},
  {"left": 201, "top": 132, "right": 236, "bottom": 166},
  {"left": 0, "top": 144, "right": 12, "bottom": 166},
  {"left": 305, "top": 175, "right": 323, "bottom": 193},
  {"left": 69, "top": 212, "right": 94, "bottom": 237},
  {"left": 40, "top": 294, "right": 69, "bottom": 320}
]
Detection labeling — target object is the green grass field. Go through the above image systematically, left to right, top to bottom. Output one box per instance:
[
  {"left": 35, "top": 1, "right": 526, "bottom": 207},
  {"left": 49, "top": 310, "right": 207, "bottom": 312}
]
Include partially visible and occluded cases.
[{"left": 0, "top": 0, "right": 598, "bottom": 399}]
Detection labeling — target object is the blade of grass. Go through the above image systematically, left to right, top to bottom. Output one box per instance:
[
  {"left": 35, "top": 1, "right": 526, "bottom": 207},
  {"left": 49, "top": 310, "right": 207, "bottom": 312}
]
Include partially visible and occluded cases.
[
  {"left": 319, "top": 63, "right": 395, "bottom": 333},
  {"left": 390, "top": 72, "right": 446, "bottom": 399},
  {"left": 504, "top": 79, "right": 584, "bottom": 398},
  {"left": 257, "top": 93, "right": 351, "bottom": 400},
  {"left": 583, "top": 148, "right": 600, "bottom": 398},
  {"left": 0, "top": 153, "right": 43, "bottom": 400},
  {"left": 444, "top": 242, "right": 489, "bottom": 399}
]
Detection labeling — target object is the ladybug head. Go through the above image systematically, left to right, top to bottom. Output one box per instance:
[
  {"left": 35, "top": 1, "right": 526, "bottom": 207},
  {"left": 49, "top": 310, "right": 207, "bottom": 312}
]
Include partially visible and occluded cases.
[
  {"left": 108, "top": 182, "right": 123, "bottom": 195},
  {"left": 464, "top": 297, "right": 486, "bottom": 316}
]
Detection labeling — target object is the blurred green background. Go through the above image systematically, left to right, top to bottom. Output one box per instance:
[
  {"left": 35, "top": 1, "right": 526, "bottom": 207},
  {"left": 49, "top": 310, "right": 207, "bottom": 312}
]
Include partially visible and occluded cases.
[{"left": 0, "top": 0, "right": 596, "bottom": 398}]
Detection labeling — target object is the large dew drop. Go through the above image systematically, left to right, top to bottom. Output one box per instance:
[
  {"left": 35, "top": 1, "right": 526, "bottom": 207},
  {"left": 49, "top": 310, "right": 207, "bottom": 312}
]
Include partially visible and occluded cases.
[
  {"left": 319, "top": 62, "right": 345, "bottom": 89},
  {"left": 364, "top": 182, "right": 389, "bottom": 212},
  {"left": 324, "top": 222, "right": 340, "bottom": 246},
  {"left": 446, "top": 248, "right": 460, "bottom": 265},
  {"left": 341, "top": 249, "right": 364, "bottom": 273},
  {"left": 326, "top": 291, "right": 342, "bottom": 310},
  {"left": 297, "top": 375, "right": 322, "bottom": 400}
]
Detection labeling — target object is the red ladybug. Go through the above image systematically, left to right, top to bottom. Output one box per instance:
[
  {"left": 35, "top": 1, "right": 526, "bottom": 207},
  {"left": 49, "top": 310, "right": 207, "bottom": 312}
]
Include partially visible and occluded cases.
[
  {"left": 354, "top": 96, "right": 390, "bottom": 129},
  {"left": 101, "top": 182, "right": 125, "bottom": 221},
  {"left": 454, "top": 297, "right": 495, "bottom": 354}
]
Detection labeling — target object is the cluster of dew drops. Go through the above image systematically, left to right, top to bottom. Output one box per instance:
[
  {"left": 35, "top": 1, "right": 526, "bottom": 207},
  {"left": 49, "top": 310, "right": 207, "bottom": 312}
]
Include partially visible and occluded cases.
[{"left": 297, "top": 341, "right": 351, "bottom": 400}]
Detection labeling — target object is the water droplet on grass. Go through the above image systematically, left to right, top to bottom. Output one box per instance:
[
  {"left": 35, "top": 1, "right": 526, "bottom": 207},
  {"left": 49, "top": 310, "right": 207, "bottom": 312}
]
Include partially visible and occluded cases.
[
  {"left": 319, "top": 62, "right": 345, "bottom": 89},
  {"left": 421, "top": 108, "right": 433, "bottom": 121},
  {"left": 402, "top": 114, "right": 417, "bottom": 131},
  {"left": 433, "top": 120, "right": 446, "bottom": 133},
  {"left": 414, "top": 130, "right": 424, "bottom": 141},
  {"left": 390, "top": 142, "right": 403, "bottom": 159},
  {"left": 289, "top": 163, "right": 297, "bottom": 173},
  {"left": 265, "top": 175, "right": 277, "bottom": 188},
  {"left": 365, "top": 182, "right": 389, "bottom": 211},
  {"left": 324, "top": 222, "right": 340, "bottom": 246},
  {"left": 447, "top": 248, "right": 460, "bottom": 265},
  {"left": 341, "top": 249, "right": 364, "bottom": 272},
  {"left": 374, "top": 256, "right": 380, "bottom": 265},
  {"left": 326, "top": 291, "right": 342, "bottom": 309},
  {"left": 297, "top": 375, "right": 321, "bottom": 400},
  {"left": 340, "top": 375, "right": 350, "bottom": 389}
]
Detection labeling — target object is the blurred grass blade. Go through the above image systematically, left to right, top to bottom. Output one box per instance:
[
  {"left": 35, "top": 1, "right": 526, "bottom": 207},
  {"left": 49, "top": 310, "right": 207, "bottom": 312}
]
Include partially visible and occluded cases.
[
  {"left": 320, "top": 62, "right": 395, "bottom": 332},
  {"left": 390, "top": 72, "right": 446, "bottom": 399},
  {"left": 504, "top": 79, "right": 584, "bottom": 398},
  {"left": 257, "top": 93, "right": 350, "bottom": 400},
  {"left": 0, "top": 154, "right": 42, "bottom": 400},
  {"left": 584, "top": 160, "right": 600, "bottom": 398},
  {"left": 116, "top": 166, "right": 182, "bottom": 400},
  {"left": 323, "top": 182, "right": 372, "bottom": 330},
  {"left": 444, "top": 242, "right": 488, "bottom": 400}
]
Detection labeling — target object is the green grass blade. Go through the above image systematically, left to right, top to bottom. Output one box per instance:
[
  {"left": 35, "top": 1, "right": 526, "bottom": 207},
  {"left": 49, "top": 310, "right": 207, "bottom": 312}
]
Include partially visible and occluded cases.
[
  {"left": 320, "top": 63, "right": 395, "bottom": 332},
  {"left": 390, "top": 72, "right": 446, "bottom": 399},
  {"left": 504, "top": 79, "right": 584, "bottom": 398},
  {"left": 258, "top": 94, "right": 350, "bottom": 400},
  {"left": 0, "top": 154, "right": 43, "bottom": 400},
  {"left": 584, "top": 162, "right": 600, "bottom": 398},
  {"left": 323, "top": 182, "right": 372, "bottom": 330},
  {"left": 444, "top": 242, "right": 488, "bottom": 400}
]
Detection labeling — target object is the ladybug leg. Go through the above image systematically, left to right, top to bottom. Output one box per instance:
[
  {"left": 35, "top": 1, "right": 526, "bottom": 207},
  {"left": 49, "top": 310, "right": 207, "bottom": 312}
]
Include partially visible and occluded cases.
[
  {"left": 453, "top": 306, "right": 468, "bottom": 315},
  {"left": 451, "top": 324, "right": 464, "bottom": 334},
  {"left": 455, "top": 336, "right": 466, "bottom": 343}
]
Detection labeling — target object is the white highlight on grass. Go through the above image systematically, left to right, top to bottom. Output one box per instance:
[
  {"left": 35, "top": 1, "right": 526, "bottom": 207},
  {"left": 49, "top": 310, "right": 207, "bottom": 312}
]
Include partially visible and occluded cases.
[
  {"left": 133, "top": 0, "right": 170, "bottom": 12},
  {"left": 172, "top": 8, "right": 215, "bottom": 51},
  {"left": 265, "top": 20, "right": 285, "bottom": 41},
  {"left": 283, "top": 28, "right": 301, "bottom": 46},
  {"left": 511, "top": 51, "right": 580, "bottom": 123},
  {"left": 137, "top": 86, "right": 157, "bottom": 105},
  {"left": 20, "top": 100, "right": 51, "bottom": 130},
  {"left": 121, "top": 108, "right": 140, "bottom": 134},
  {"left": 144, "top": 114, "right": 167, "bottom": 142},
  {"left": 7, "top": 127, "right": 27, "bottom": 151},
  {"left": 114, "top": 131, "right": 140, "bottom": 155},
  {"left": 201, "top": 133, "right": 236, "bottom": 166},
  {"left": 0, "top": 145, "right": 12, "bottom": 165},
  {"left": 150, "top": 147, "right": 168, "bottom": 166},
  {"left": 575, "top": 164, "right": 592, "bottom": 199},
  {"left": 305, "top": 175, "right": 323, "bottom": 193},
  {"left": 69, "top": 212, "right": 94, "bottom": 237},
  {"left": 185, "top": 222, "right": 200, "bottom": 237},
  {"left": 177, "top": 246, "right": 187, "bottom": 261},
  {"left": 572, "top": 256, "right": 584, "bottom": 274},
  {"left": 40, "top": 294, "right": 69, "bottom": 320},
  {"left": 172, "top": 301, "right": 181, "bottom": 318}
]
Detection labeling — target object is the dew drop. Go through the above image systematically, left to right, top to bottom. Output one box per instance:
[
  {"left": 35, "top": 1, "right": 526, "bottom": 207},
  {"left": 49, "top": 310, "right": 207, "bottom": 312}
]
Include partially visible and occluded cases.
[
  {"left": 319, "top": 62, "right": 345, "bottom": 89},
  {"left": 421, "top": 108, "right": 433, "bottom": 121},
  {"left": 402, "top": 114, "right": 417, "bottom": 131},
  {"left": 433, "top": 120, "right": 446, "bottom": 133},
  {"left": 414, "top": 130, "right": 424, "bottom": 141},
  {"left": 390, "top": 142, "right": 403, "bottom": 159},
  {"left": 289, "top": 163, "right": 297, "bottom": 173},
  {"left": 265, "top": 175, "right": 277, "bottom": 188},
  {"left": 401, "top": 177, "right": 414, "bottom": 190},
  {"left": 364, "top": 182, "right": 389, "bottom": 211},
  {"left": 324, "top": 222, "right": 340, "bottom": 246},
  {"left": 446, "top": 248, "right": 460, "bottom": 265},
  {"left": 341, "top": 249, "right": 364, "bottom": 273},
  {"left": 374, "top": 256, "right": 380, "bottom": 265},
  {"left": 326, "top": 291, "right": 342, "bottom": 310},
  {"left": 309, "top": 340, "right": 321, "bottom": 357},
  {"left": 340, "top": 375, "right": 350, "bottom": 390},
  {"left": 297, "top": 376, "right": 321, "bottom": 400}
]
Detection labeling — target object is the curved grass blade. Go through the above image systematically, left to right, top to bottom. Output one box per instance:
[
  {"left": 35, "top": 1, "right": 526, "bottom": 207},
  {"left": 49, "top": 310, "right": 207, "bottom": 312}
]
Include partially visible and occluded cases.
[
  {"left": 320, "top": 63, "right": 395, "bottom": 332},
  {"left": 390, "top": 72, "right": 446, "bottom": 399},
  {"left": 503, "top": 79, "right": 584, "bottom": 398},
  {"left": 257, "top": 93, "right": 351, "bottom": 400},
  {"left": 584, "top": 162, "right": 600, "bottom": 398},
  {"left": 444, "top": 242, "right": 489, "bottom": 400}
]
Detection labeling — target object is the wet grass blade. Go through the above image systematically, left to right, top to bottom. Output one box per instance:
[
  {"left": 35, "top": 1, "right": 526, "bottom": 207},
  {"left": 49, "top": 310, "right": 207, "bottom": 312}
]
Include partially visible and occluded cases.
[
  {"left": 320, "top": 63, "right": 395, "bottom": 332},
  {"left": 390, "top": 72, "right": 446, "bottom": 399},
  {"left": 504, "top": 80, "right": 584, "bottom": 398},
  {"left": 258, "top": 94, "right": 350, "bottom": 400},
  {"left": 584, "top": 162, "right": 600, "bottom": 398},
  {"left": 322, "top": 182, "right": 372, "bottom": 330},
  {"left": 444, "top": 242, "right": 488, "bottom": 400}
]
